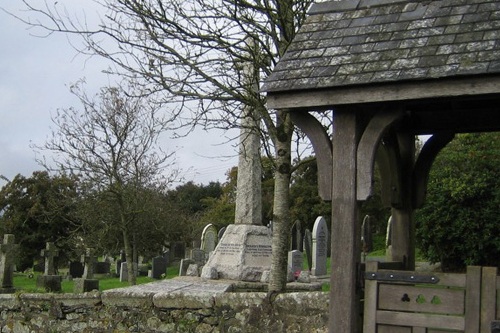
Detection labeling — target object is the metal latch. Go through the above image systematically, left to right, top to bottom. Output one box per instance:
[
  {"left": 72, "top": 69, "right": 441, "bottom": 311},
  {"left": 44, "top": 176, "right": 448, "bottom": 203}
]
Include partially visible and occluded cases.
[{"left": 365, "top": 271, "right": 439, "bottom": 284}]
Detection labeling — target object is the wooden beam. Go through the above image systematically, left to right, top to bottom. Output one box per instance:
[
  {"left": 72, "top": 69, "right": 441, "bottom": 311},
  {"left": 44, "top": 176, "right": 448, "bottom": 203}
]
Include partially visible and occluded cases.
[
  {"left": 266, "top": 75, "right": 500, "bottom": 110},
  {"left": 329, "top": 109, "right": 361, "bottom": 332},
  {"left": 357, "top": 109, "right": 404, "bottom": 201},
  {"left": 290, "top": 111, "right": 332, "bottom": 200},
  {"left": 412, "top": 132, "right": 455, "bottom": 208},
  {"left": 389, "top": 133, "right": 416, "bottom": 270},
  {"left": 376, "top": 136, "right": 403, "bottom": 208}
]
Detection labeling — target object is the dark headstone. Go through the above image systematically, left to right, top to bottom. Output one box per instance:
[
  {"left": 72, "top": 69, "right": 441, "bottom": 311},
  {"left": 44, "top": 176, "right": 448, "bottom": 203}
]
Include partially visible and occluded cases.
[
  {"left": 291, "top": 220, "right": 303, "bottom": 251},
  {"left": 218, "top": 227, "right": 226, "bottom": 242},
  {"left": 303, "top": 229, "right": 312, "bottom": 271},
  {"left": 172, "top": 242, "right": 186, "bottom": 260},
  {"left": 119, "top": 250, "right": 126, "bottom": 262},
  {"left": 162, "top": 250, "right": 170, "bottom": 263},
  {"left": 151, "top": 256, "right": 168, "bottom": 279},
  {"left": 115, "top": 260, "right": 122, "bottom": 277},
  {"left": 69, "top": 261, "right": 84, "bottom": 278},
  {"left": 94, "top": 262, "right": 111, "bottom": 274},
  {"left": 36, "top": 275, "right": 62, "bottom": 292},
  {"left": 74, "top": 278, "right": 99, "bottom": 293},
  {"left": 492, "top": 321, "right": 500, "bottom": 333}
]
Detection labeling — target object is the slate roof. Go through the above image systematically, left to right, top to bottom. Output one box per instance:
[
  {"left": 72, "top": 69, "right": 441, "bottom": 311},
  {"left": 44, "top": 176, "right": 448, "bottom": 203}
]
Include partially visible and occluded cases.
[{"left": 262, "top": 0, "right": 500, "bottom": 93}]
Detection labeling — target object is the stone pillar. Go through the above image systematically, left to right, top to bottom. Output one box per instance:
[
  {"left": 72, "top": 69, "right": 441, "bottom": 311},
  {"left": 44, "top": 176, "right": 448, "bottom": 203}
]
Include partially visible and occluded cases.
[
  {"left": 201, "top": 39, "right": 271, "bottom": 281},
  {"left": 0, "top": 234, "right": 19, "bottom": 293}
]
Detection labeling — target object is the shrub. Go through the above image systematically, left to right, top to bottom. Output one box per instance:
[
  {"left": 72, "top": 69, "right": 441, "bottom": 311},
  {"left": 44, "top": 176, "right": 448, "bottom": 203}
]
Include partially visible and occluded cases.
[{"left": 416, "top": 133, "right": 500, "bottom": 272}]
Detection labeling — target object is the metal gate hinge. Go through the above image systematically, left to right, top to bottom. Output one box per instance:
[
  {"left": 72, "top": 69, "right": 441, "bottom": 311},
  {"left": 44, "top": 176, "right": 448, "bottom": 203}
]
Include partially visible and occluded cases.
[{"left": 365, "top": 271, "right": 439, "bottom": 284}]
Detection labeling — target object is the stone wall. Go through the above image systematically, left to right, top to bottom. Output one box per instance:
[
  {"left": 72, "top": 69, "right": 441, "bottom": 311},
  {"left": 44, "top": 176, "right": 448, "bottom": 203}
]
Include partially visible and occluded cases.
[{"left": 0, "top": 290, "right": 328, "bottom": 332}]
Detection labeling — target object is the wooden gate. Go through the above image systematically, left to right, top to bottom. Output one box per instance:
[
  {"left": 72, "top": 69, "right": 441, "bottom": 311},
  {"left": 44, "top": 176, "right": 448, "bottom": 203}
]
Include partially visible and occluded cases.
[{"left": 363, "top": 261, "right": 499, "bottom": 333}]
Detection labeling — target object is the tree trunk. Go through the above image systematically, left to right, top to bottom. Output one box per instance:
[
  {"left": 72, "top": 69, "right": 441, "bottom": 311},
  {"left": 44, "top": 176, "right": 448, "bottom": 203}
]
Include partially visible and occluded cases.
[
  {"left": 268, "top": 110, "right": 293, "bottom": 292},
  {"left": 121, "top": 219, "right": 137, "bottom": 286}
]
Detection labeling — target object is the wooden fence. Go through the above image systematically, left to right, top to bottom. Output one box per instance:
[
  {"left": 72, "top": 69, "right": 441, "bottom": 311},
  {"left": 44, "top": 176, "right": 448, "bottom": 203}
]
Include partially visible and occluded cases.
[{"left": 363, "top": 261, "right": 499, "bottom": 332}]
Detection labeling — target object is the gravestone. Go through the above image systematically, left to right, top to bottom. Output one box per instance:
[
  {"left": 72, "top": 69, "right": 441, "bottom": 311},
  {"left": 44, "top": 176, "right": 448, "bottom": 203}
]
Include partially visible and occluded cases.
[
  {"left": 361, "top": 215, "right": 374, "bottom": 255},
  {"left": 385, "top": 215, "right": 393, "bottom": 261},
  {"left": 311, "top": 216, "right": 328, "bottom": 276},
  {"left": 291, "top": 220, "right": 303, "bottom": 251},
  {"left": 201, "top": 224, "right": 218, "bottom": 256},
  {"left": 218, "top": 227, "right": 226, "bottom": 242},
  {"left": 303, "top": 229, "right": 313, "bottom": 271},
  {"left": 0, "top": 234, "right": 19, "bottom": 293},
  {"left": 36, "top": 242, "right": 62, "bottom": 292},
  {"left": 172, "top": 242, "right": 186, "bottom": 260},
  {"left": 74, "top": 248, "right": 99, "bottom": 293},
  {"left": 190, "top": 248, "right": 206, "bottom": 266},
  {"left": 162, "top": 249, "right": 170, "bottom": 262},
  {"left": 115, "top": 250, "right": 126, "bottom": 277},
  {"left": 120, "top": 250, "right": 126, "bottom": 262},
  {"left": 288, "top": 250, "right": 303, "bottom": 276},
  {"left": 150, "top": 256, "right": 168, "bottom": 279},
  {"left": 179, "top": 258, "right": 195, "bottom": 276},
  {"left": 69, "top": 261, "right": 84, "bottom": 278},
  {"left": 95, "top": 261, "right": 111, "bottom": 275},
  {"left": 119, "top": 262, "right": 138, "bottom": 282},
  {"left": 120, "top": 262, "right": 128, "bottom": 282},
  {"left": 186, "top": 264, "right": 200, "bottom": 277}
]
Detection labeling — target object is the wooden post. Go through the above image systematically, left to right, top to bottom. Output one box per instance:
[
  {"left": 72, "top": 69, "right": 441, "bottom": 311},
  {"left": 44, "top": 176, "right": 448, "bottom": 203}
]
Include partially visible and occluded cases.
[
  {"left": 329, "top": 110, "right": 361, "bottom": 332},
  {"left": 390, "top": 132, "right": 415, "bottom": 270}
]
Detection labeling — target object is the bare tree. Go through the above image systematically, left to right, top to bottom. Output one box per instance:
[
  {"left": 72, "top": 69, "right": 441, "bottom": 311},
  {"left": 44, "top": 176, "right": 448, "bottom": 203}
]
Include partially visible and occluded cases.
[
  {"left": 16, "top": 0, "right": 313, "bottom": 291},
  {"left": 36, "top": 81, "right": 178, "bottom": 285}
]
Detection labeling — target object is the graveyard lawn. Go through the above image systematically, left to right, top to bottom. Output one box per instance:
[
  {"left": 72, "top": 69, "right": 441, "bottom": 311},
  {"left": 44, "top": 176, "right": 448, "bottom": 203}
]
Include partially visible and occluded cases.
[{"left": 12, "top": 263, "right": 180, "bottom": 293}]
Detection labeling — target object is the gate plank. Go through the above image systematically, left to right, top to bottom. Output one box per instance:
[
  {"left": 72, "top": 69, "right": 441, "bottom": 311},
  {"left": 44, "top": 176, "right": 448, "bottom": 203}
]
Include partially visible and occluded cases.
[
  {"left": 363, "top": 261, "right": 379, "bottom": 333},
  {"left": 465, "top": 266, "right": 481, "bottom": 332},
  {"left": 481, "top": 267, "right": 497, "bottom": 333},
  {"left": 378, "top": 284, "right": 464, "bottom": 315},
  {"left": 376, "top": 310, "right": 465, "bottom": 330}
]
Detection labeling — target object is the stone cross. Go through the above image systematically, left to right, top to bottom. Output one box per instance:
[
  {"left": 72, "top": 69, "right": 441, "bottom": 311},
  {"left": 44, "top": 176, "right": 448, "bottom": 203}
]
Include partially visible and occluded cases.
[
  {"left": 0, "top": 234, "right": 19, "bottom": 289},
  {"left": 41, "top": 242, "right": 59, "bottom": 275},
  {"left": 81, "top": 248, "right": 96, "bottom": 279}
]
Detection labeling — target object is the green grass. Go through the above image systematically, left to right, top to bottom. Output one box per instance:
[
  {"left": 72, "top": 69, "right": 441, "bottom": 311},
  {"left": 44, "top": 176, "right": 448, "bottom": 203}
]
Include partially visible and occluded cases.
[{"left": 13, "top": 262, "right": 181, "bottom": 294}]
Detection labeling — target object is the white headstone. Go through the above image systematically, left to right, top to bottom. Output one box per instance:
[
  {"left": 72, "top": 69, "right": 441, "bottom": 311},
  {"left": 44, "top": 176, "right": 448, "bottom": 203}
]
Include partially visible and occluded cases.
[
  {"left": 311, "top": 216, "right": 328, "bottom": 276},
  {"left": 201, "top": 224, "right": 218, "bottom": 255},
  {"left": 288, "top": 250, "right": 303, "bottom": 276},
  {"left": 119, "top": 262, "right": 128, "bottom": 282}
]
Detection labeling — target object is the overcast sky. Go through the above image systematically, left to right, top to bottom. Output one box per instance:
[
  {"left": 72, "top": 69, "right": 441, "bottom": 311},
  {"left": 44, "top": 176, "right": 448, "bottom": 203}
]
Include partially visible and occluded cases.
[{"left": 0, "top": 2, "right": 238, "bottom": 187}]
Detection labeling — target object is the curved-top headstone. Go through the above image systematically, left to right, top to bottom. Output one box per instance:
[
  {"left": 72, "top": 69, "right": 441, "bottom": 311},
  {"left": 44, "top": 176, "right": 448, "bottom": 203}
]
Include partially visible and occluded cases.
[
  {"left": 311, "top": 216, "right": 328, "bottom": 276},
  {"left": 201, "top": 224, "right": 218, "bottom": 255}
]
